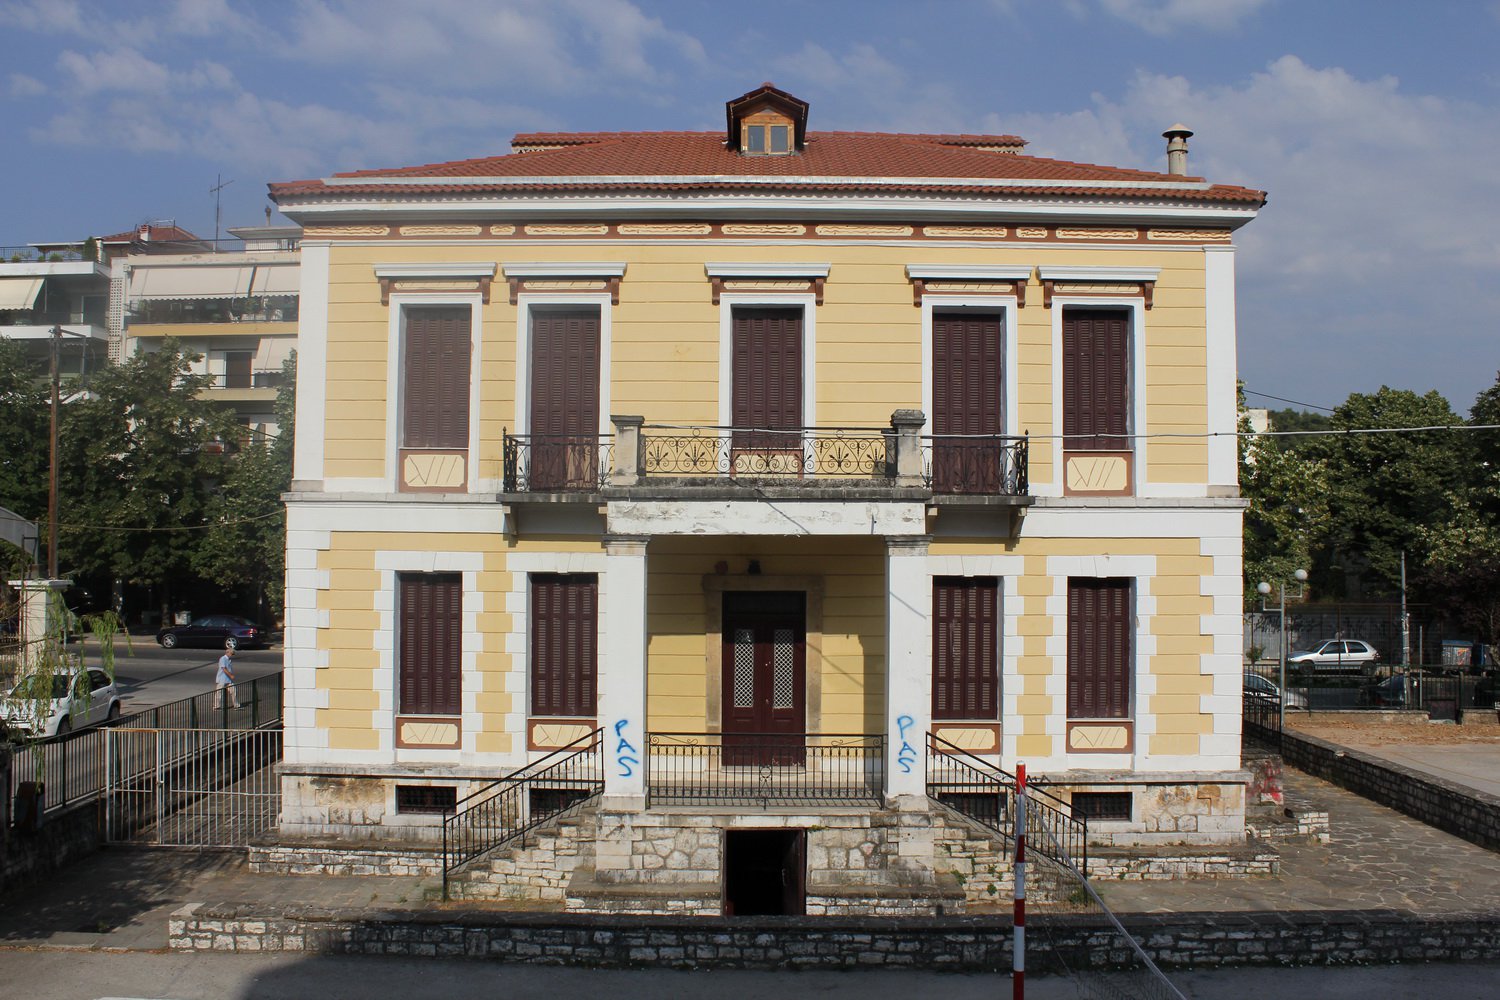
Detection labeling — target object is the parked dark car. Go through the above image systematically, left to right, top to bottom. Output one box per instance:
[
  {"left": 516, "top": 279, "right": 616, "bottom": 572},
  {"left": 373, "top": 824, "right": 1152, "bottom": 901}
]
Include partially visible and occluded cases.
[
  {"left": 156, "top": 615, "right": 265, "bottom": 650},
  {"left": 1363, "top": 674, "right": 1409, "bottom": 707}
]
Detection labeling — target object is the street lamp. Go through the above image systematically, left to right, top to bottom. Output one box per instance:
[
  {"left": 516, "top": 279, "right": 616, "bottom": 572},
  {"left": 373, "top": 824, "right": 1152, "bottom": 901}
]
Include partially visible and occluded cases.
[{"left": 1257, "top": 569, "right": 1308, "bottom": 729}]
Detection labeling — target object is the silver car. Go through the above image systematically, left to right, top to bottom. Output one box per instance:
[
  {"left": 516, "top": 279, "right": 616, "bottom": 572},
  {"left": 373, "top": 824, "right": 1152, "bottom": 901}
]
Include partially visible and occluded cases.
[
  {"left": 1287, "top": 639, "right": 1379, "bottom": 672},
  {"left": 0, "top": 667, "right": 122, "bottom": 737},
  {"left": 1244, "top": 672, "right": 1309, "bottom": 710}
]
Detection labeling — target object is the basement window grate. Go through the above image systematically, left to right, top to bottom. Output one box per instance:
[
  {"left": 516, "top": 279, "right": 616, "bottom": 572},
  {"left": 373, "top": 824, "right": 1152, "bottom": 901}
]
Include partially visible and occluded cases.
[
  {"left": 396, "top": 785, "right": 457, "bottom": 815},
  {"left": 1071, "top": 791, "right": 1132, "bottom": 822}
]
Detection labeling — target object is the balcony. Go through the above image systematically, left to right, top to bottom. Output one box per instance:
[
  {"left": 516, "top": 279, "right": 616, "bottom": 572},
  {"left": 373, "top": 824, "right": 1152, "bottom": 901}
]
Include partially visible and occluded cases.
[
  {"left": 501, "top": 411, "right": 1030, "bottom": 501},
  {"left": 646, "top": 732, "right": 884, "bottom": 807}
]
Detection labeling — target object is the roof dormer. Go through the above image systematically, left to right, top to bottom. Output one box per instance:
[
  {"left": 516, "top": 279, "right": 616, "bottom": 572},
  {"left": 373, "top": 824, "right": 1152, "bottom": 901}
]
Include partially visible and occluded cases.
[{"left": 725, "top": 82, "right": 809, "bottom": 155}]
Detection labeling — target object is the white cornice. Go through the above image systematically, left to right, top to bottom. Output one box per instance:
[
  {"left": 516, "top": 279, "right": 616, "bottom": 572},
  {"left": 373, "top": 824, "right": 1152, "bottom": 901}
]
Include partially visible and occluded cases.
[
  {"left": 322, "top": 173, "right": 1219, "bottom": 193},
  {"left": 279, "top": 194, "right": 1259, "bottom": 229},
  {"left": 372, "top": 262, "right": 497, "bottom": 279},
  {"left": 501, "top": 262, "right": 627, "bottom": 278},
  {"left": 704, "top": 262, "right": 831, "bottom": 278},
  {"left": 906, "top": 264, "right": 1033, "bottom": 282},
  {"left": 1036, "top": 266, "right": 1162, "bottom": 282}
]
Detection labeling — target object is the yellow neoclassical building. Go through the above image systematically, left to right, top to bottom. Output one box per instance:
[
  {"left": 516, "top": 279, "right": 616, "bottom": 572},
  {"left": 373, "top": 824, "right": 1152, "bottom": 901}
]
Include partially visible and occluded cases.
[{"left": 268, "top": 85, "right": 1264, "bottom": 914}]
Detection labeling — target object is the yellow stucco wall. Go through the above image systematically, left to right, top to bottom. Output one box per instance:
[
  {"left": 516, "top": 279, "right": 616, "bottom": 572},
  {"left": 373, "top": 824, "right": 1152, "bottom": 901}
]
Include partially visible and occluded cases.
[
  {"left": 316, "top": 241, "right": 1211, "bottom": 488},
  {"left": 306, "top": 530, "right": 1220, "bottom": 759}
]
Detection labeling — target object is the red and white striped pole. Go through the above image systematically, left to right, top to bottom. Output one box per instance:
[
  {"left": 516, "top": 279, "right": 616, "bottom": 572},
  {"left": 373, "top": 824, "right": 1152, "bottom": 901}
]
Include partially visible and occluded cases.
[{"left": 1014, "top": 761, "right": 1026, "bottom": 999}]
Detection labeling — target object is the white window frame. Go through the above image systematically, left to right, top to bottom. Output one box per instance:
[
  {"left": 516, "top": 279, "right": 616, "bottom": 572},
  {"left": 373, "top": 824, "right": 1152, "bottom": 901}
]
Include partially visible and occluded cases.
[
  {"left": 716, "top": 291, "right": 818, "bottom": 431},
  {"left": 383, "top": 292, "right": 485, "bottom": 494},
  {"left": 513, "top": 292, "right": 614, "bottom": 441},
  {"left": 920, "top": 295, "right": 1019, "bottom": 438},
  {"left": 1048, "top": 296, "right": 1146, "bottom": 499}
]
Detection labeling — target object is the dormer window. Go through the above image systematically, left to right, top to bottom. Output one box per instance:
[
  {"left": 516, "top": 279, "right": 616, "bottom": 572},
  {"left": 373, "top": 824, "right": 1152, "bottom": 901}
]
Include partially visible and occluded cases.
[
  {"left": 726, "top": 82, "right": 808, "bottom": 155},
  {"left": 744, "top": 117, "right": 792, "bottom": 155}
]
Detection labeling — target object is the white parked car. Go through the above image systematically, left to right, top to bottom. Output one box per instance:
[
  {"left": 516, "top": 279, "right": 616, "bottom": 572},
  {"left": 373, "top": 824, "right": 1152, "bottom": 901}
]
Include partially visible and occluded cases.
[
  {"left": 1287, "top": 639, "right": 1380, "bottom": 672},
  {"left": 0, "top": 667, "right": 122, "bottom": 738},
  {"left": 1243, "top": 672, "right": 1309, "bottom": 710}
]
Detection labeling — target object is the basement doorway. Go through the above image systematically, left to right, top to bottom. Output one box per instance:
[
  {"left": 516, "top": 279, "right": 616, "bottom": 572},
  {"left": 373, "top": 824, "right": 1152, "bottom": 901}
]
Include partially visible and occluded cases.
[{"left": 724, "top": 829, "right": 806, "bottom": 916}]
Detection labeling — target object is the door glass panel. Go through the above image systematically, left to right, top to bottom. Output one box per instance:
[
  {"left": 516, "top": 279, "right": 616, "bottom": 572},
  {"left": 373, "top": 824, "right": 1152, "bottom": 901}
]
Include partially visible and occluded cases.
[
  {"left": 772, "top": 627, "right": 795, "bottom": 709},
  {"left": 733, "top": 628, "right": 755, "bottom": 708}
]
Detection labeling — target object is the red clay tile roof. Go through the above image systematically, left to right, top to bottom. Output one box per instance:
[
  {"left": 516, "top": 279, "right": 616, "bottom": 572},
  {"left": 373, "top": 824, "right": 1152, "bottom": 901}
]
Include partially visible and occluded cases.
[
  {"left": 269, "top": 130, "right": 1263, "bottom": 205},
  {"left": 99, "top": 224, "right": 203, "bottom": 244}
]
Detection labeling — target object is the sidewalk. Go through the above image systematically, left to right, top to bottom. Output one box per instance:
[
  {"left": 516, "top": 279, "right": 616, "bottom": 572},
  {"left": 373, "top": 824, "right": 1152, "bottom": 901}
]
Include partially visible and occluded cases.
[{"left": 1, "top": 758, "right": 1497, "bottom": 953}]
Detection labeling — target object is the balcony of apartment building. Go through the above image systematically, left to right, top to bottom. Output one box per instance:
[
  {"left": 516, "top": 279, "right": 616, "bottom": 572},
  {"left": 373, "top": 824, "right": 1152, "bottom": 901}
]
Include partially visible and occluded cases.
[
  {"left": 0, "top": 250, "right": 111, "bottom": 371},
  {"left": 501, "top": 412, "right": 1030, "bottom": 506}
]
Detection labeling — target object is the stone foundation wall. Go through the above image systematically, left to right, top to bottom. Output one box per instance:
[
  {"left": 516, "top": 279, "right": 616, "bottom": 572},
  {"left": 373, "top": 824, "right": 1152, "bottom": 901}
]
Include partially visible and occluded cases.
[
  {"left": 1064, "top": 779, "right": 1247, "bottom": 847},
  {"left": 0, "top": 799, "right": 103, "bottom": 897},
  {"left": 248, "top": 840, "right": 442, "bottom": 877},
  {"left": 170, "top": 904, "right": 1500, "bottom": 970}
]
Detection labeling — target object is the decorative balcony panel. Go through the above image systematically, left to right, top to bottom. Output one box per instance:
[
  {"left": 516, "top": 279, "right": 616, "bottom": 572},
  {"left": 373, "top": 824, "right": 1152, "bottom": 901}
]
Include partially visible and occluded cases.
[
  {"left": 641, "top": 426, "right": 890, "bottom": 480},
  {"left": 503, "top": 434, "right": 614, "bottom": 493},
  {"left": 922, "top": 436, "right": 1029, "bottom": 496}
]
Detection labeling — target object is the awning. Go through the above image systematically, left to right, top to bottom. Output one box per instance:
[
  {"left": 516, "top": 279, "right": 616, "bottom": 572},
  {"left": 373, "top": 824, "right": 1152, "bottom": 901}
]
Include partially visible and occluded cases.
[
  {"left": 249, "top": 263, "right": 299, "bottom": 296},
  {"left": 128, "top": 264, "right": 253, "bottom": 301},
  {"left": 0, "top": 277, "right": 44, "bottom": 311},
  {"left": 255, "top": 336, "right": 295, "bottom": 372}
]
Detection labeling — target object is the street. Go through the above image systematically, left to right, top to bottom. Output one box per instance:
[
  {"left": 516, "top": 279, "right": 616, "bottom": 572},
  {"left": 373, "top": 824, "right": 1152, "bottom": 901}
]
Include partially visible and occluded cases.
[
  {"left": 77, "top": 642, "right": 283, "bottom": 715},
  {"left": 1, "top": 951, "right": 1499, "bottom": 1000}
]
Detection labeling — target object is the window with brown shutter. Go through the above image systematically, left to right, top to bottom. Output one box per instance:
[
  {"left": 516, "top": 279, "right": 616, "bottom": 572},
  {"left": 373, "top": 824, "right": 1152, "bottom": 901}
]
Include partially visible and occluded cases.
[
  {"left": 402, "top": 306, "right": 471, "bottom": 449},
  {"left": 731, "top": 307, "right": 803, "bottom": 453},
  {"left": 529, "top": 308, "right": 601, "bottom": 490},
  {"left": 1062, "top": 309, "right": 1129, "bottom": 451},
  {"left": 932, "top": 311, "right": 1004, "bottom": 492},
  {"left": 398, "top": 573, "right": 462, "bottom": 716},
  {"left": 530, "top": 574, "right": 598, "bottom": 718},
  {"left": 932, "top": 577, "right": 1000, "bottom": 720},
  {"left": 1067, "top": 578, "right": 1132, "bottom": 719}
]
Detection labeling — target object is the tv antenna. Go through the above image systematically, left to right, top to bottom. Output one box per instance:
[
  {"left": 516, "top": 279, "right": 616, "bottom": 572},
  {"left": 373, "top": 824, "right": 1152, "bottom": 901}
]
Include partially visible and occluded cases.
[{"left": 210, "top": 174, "right": 234, "bottom": 246}]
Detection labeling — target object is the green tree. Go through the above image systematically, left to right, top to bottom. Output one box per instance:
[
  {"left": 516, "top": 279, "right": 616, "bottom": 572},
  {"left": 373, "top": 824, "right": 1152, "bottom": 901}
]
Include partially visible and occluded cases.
[
  {"left": 0, "top": 339, "right": 50, "bottom": 530},
  {"left": 55, "top": 343, "right": 235, "bottom": 614},
  {"left": 194, "top": 352, "right": 295, "bottom": 618},
  {"left": 1309, "top": 387, "right": 1469, "bottom": 599}
]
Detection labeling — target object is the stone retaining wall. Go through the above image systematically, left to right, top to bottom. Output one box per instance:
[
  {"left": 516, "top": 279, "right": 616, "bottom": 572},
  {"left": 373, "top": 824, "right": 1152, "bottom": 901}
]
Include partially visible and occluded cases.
[
  {"left": 1258, "top": 724, "right": 1500, "bottom": 852},
  {"left": 0, "top": 799, "right": 103, "bottom": 896},
  {"left": 248, "top": 840, "right": 441, "bottom": 877},
  {"left": 169, "top": 903, "right": 1500, "bottom": 971}
]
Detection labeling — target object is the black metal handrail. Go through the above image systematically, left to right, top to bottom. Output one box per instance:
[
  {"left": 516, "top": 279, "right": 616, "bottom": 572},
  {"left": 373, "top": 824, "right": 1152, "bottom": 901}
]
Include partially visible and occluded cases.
[
  {"left": 641, "top": 426, "right": 891, "bottom": 479},
  {"left": 502, "top": 432, "right": 613, "bottom": 492},
  {"left": 922, "top": 435, "right": 1029, "bottom": 496},
  {"left": 441, "top": 728, "right": 603, "bottom": 899},
  {"left": 646, "top": 731, "right": 884, "bottom": 807},
  {"left": 925, "top": 732, "right": 1086, "bottom": 870}
]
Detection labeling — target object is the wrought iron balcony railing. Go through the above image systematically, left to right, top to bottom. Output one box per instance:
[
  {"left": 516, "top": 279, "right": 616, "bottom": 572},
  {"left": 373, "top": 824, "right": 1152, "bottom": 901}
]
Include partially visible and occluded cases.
[
  {"left": 641, "top": 425, "right": 890, "bottom": 479},
  {"left": 503, "top": 434, "right": 614, "bottom": 493},
  {"left": 922, "top": 435, "right": 1029, "bottom": 496},
  {"left": 646, "top": 731, "right": 884, "bottom": 807}
]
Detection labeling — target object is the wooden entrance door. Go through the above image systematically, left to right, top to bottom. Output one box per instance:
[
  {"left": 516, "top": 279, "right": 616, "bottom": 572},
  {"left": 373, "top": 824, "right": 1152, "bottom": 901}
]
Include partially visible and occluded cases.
[
  {"left": 529, "top": 308, "right": 600, "bottom": 490},
  {"left": 731, "top": 308, "right": 803, "bottom": 473},
  {"left": 932, "top": 311, "right": 1003, "bottom": 493},
  {"left": 721, "top": 591, "right": 806, "bottom": 765}
]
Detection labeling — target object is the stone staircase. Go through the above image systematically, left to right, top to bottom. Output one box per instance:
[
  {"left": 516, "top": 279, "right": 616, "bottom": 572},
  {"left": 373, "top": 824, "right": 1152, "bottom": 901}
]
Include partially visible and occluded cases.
[{"left": 435, "top": 805, "right": 598, "bottom": 904}]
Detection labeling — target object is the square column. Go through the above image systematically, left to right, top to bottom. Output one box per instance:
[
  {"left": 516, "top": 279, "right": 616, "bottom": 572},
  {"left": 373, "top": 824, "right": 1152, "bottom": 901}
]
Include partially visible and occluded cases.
[
  {"left": 600, "top": 536, "right": 649, "bottom": 809},
  {"left": 884, "top": 537, "right": 930, "bottom": 800},
  {"left": 7, "top": 578, "right": 70, "bottom": 671}
]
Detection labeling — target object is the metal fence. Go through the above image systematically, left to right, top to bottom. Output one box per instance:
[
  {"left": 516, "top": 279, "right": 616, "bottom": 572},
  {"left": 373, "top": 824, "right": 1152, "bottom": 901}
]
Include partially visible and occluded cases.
[
  {"left": 640, "top": 426, "right": 891, "bottom": 479},
  {"left": 502, "top": 434, "right": 614, "bottom": 492},
  {"left": 921, "top": 435, "right": 1029, "bottom": 495},
  {"left": 1244, "top": 664, "right": 1498, "bottom": 742},
  {"left": 7, "top": 672, "right": 283, "bottom": 817},
  {"left": 106, "top": 727, "right": 282, "bottom": 846},
  {"left": 646, "top": 732, "right": 884, "bottom": 808}
]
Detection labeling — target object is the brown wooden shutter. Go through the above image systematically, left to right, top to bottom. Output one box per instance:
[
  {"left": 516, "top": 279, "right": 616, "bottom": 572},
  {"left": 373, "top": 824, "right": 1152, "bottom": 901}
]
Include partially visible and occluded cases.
[
  {"left": 403, "top": 306, "right": 471, "bottom": 448},
  {"left": 732, "top": 307, "right": 803, "bottom": 431},
  {"left": 529, "top": 309, "right": 601, "bottom": 489},
  {"left": 1062, "top": 309, "right": 1129, "bottom": 451},
  {"left": 933, "top": 312, "right": 1004, "bottom": 492},
  {"left": 225, "top": 351, "right": 253, "bottom": 389},
  {"left": 398, "top": 573, "right": 462, "bottom": 716},
  {"left": 530, "top": 574, "right": 598, "bottom": 717},
  {"left": 932, "top": 577, "right": 999, "bottom": 720},
  {"left": 1067, "top": 578, "right": 1131, "bottom": 719}
]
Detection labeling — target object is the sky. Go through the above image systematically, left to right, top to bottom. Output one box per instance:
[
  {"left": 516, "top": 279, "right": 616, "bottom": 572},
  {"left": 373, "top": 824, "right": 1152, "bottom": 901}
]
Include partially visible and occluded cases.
[{"left": 2, "top": 0, "right": 1499, "bottom": 415}]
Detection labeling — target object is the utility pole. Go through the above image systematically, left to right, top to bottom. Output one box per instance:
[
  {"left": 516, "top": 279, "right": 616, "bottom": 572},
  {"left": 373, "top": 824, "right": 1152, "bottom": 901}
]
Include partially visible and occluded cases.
[
  {"left": 210, "top": 174, "right": 234, "bottom": 246},
  {"left": 48, "top": 323, "right": 60, "bottom": 578},
  {"left": 1401, "top": 550, "right": 1411, "bottom": 668}
]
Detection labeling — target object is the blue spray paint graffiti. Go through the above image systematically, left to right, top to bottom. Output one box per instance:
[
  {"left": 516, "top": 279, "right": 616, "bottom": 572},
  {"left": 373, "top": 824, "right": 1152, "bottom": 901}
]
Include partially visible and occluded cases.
[
  {"left": 896, "top": 714, "right": 918, "bottom": 774},
  {"left": 613, "top": 718, "right": 640, "bottom": 779}
]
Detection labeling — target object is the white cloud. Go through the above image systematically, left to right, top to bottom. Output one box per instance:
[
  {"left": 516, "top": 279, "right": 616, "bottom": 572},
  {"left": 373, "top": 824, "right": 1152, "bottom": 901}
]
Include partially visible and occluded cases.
[
  {"left": 1098, "top": 0, "right": 1271, "bottom": 34},
  {"left": 56, "top": 48, "right": 172, "bottom": 94},
  {"left": 7, "top": 73, "right": 47, "bottom": 97}
]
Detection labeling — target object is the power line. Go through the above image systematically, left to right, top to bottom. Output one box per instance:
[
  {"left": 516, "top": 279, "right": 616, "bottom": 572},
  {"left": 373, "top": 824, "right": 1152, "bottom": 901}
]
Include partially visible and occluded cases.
[
  {"left": 1241, "top": 388, "right": 1337, "bottom": 413},
  {"left": 1025, "top": 424, "right": 1500, "bottom": 442},
  {"left": 55, "top": 509, "right": 282, "bottom": 534}
]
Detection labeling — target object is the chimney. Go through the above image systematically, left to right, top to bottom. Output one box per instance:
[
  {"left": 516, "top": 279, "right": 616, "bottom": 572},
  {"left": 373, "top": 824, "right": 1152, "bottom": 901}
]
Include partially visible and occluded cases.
[
  {"left": 1162, "top": 124, "right": 1193, "bottom": 176},
  {"left": 138, "top": 224, "right": 151, "bottom": 241}
]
